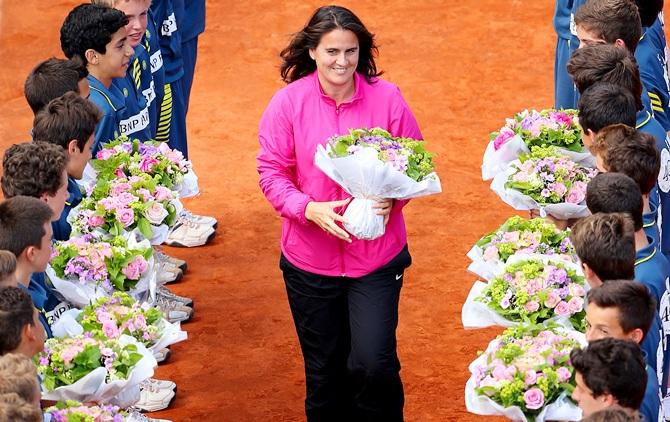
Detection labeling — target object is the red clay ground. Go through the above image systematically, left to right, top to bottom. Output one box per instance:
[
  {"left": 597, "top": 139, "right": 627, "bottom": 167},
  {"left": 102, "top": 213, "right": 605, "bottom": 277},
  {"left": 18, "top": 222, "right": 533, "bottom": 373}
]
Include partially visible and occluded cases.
[{"left": 0, "top": 1, "right": 649, "bottom": 420}]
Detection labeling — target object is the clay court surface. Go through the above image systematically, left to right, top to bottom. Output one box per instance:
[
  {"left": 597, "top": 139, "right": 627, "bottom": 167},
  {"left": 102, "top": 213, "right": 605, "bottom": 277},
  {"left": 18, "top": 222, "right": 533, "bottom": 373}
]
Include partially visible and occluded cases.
[{"left": 0, "top": 1, "right": 626, "bottom": 420}]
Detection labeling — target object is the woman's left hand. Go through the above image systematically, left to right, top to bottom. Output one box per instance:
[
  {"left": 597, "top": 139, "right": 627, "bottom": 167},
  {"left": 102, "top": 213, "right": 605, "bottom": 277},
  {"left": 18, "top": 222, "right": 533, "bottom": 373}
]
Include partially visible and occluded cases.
[{"left": 373, "top": 199, "right": 393, "bottom": 225}]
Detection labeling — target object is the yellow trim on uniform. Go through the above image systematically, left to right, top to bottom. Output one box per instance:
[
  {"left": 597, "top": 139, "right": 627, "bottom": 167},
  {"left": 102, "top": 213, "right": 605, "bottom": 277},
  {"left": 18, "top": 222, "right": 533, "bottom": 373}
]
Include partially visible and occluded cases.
[
  {"left": 89, "top": 86, "right": 118, "bottom": 112},
  {"left": 636, "top": 111, "right": 652, "bottom": 129},
  {"left": 643, "top": 220, "right": 656, "bottom": 228},
  {"left": 635, "top": 246, "right": 657, "bottom": 266}
]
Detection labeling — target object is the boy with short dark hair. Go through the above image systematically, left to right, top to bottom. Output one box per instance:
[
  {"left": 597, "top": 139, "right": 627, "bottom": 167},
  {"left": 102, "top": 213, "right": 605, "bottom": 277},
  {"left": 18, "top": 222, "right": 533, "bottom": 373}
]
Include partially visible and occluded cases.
[
  {"left": 574, "top": 0, "right": 670, "bottom": 131},
  {"left": 60, "top": 3, "right": 133, "bottom": 154},
  {"left": 23, "top": 57, "right": 90, "bottom": 115},
  {"left": 577, "top": 83, "right": 637, "bottom": 150},
  {"left": 32, "top": 92, "right": 101, "bottom": 241},
  {"left": 588, "top": 124, "right": 661, "bottom": 241},
  {"left": 0, "top": 198, "right": 54, "bottom": 337},
  {"left": 570, "top": 212, "right": 636, "bottom": 287},
  {"left": 0, "top": 251, "right": 17, "bottom": 288},
  {"left": 578, "top": 280, "right": 661, "bottom": 421},
  {"left": 0, "top": 286, "right": 45, "bottom": 359}
]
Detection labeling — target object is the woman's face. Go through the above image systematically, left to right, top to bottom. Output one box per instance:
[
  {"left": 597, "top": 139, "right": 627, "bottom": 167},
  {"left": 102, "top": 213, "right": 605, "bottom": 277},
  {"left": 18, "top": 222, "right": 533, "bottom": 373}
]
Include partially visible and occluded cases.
[{"left": 309, "top": 29, "right": 359, "bottom": 90}]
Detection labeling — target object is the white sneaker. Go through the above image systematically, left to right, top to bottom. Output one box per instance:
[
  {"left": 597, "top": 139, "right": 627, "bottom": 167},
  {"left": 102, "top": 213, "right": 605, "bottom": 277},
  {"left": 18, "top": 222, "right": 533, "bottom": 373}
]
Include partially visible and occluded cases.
[
  {"left": 180, "top": 209, "right": 218, "bottom": 229},
  {"left": 164, "top": 216, "right": 215, "bottom": 248},
  {"left": 153, "top": 246, "right": 188, "bottom": 272},
  {"left": 157, "top": 285, "right": 193, "bottom": 308},
  {"left": 155, "top": 294, "right": 193, "bottom": 323},
  {"left": 153, "top": 347, "right": 171, "bottom": 363},
  {"left": 141, "top": 377, "right": 176, "bottom": 391},
  {"left": 134, "top": 382, "right": 175, "bottom": 412}
]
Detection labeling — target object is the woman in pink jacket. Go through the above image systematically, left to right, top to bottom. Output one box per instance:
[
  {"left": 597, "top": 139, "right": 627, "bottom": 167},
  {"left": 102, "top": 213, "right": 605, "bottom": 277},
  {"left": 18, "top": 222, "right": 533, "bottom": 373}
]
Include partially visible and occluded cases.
[{"left": 257, "top": 6, "right": 421, "bottom": 421}]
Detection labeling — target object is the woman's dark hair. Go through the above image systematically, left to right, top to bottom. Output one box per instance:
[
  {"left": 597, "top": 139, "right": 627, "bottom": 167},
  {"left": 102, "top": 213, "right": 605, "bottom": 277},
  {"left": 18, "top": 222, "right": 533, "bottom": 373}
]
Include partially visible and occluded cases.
[{"left": 280, "top": 5, "right": 382, "bottom": 83}]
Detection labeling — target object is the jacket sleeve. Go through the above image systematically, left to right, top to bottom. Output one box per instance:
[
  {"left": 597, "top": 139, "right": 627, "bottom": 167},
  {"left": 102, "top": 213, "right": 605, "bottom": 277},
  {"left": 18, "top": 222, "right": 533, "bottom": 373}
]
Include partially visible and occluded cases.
[{"left": 257, "top": 92, "right": 312, "bottom": 225}]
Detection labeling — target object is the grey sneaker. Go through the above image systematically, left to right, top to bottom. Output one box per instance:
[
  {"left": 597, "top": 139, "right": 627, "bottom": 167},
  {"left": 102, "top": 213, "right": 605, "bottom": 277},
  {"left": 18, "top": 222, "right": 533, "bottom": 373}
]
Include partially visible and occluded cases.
[
  {"left": 179, "top": 209, "right": 218, "bottom": 229},
  {"left": 164, "top": 216, "right": 215, "bottom": 248},
  {"left": 153, "top": 247, "right": 188, "bottom": 272},
  {"left": 156, "top": 260, "right": 183, "bottom": 285},
  {"left": 157, "top": 285, "right": 194, "bottom": 308},
  {"left": 154, "top": 294, "right": 193, "bottom": 323},
  {"left": 153, "top": 347, "right": 172, "bottom": 364}
]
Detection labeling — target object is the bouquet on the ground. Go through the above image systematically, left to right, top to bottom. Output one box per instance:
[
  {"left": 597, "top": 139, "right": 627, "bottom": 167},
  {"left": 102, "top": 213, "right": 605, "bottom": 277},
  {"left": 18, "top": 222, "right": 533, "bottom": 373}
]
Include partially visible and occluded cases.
[
  {"left": 482, "top": 108, "right": 593, "bottom": 180},
  {"left": 314, "top": 127, "right": 441, "bottom": 240},
  {"left": 87, "top": 136, "right": 198, "bottom": 198},
  {"left": 491, "top": 146, "right": 597, "bottom": 220},
  {"left": 69, "top": 173, "right": 178, "bottom": 244},
  {"left": 467, "top": 216, "right": 576, "bottom": 281},
  {"left": 46, "top": 234, "right": 155, "bottom": 308},
  {"left": 462, "top": 255, "right": 587, "bottom": 331},
  {"left": 52, "top": 292, "right": 187, "bottom": 354},
  {"left": 465, "top": 324, "right": 584, "bottom": 422},
  {"left": 36, "top": 333, "right": 155, "bottom": 403},
  {"left": 45, "top": 400, "right": 126, "bottom": 421}
]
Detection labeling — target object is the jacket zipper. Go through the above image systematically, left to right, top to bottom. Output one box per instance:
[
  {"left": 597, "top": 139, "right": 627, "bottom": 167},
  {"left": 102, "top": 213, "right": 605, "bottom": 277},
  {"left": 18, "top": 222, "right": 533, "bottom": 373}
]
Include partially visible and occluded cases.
[{"left": 335, "top": 102, "right": 346, "bottom": 277}]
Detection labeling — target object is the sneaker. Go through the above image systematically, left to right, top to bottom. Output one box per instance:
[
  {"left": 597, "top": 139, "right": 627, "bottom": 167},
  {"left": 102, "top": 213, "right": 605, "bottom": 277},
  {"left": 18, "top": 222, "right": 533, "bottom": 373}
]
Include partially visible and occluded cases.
[
  {"left": 180, "top": 209, "right": 218, "bottom": 229},
  {"left": 164, "top": 217, "right": 215, "bottom": 248},
  {"left": 153, "top": 247, "right": 188, "bottom": 272},
  {"left": 156, "top": 260, "right": 183, "bottom": 285},
  {"left": 157, "top": 285, "right": 194, "bottom": 308},
  {"left": 155, "top": 294, "right": 193, "bottom": 323},
  {"left": 153, "top": 347, "right": 171, "bottom": 364},
  {"left": 141, "top": 377, "right": 176, "bottom": 391},
  {"left": 133, "top": 382, "right": 175, "bottom": 412},
  {"left": 126, "top": 411, "right": 172, "bottom": 422}
]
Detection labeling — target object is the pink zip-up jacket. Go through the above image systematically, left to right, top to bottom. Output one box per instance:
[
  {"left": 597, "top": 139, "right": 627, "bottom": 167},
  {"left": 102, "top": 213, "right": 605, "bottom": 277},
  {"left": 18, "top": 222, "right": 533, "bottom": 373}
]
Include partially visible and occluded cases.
[{"left": 257, "top": 71, "right": 422, "bottom": 277}]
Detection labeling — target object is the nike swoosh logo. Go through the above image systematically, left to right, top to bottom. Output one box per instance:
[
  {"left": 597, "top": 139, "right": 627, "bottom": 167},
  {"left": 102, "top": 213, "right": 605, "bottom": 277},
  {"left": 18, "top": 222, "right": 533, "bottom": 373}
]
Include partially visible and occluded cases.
[{"left": 395, "top": 274, "right": 403, "bottom": 280}]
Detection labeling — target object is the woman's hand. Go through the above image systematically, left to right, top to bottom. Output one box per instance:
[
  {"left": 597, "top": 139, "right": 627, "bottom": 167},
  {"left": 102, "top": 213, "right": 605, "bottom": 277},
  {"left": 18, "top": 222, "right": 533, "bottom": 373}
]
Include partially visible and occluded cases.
[
  {"left": 305, "top": 199, "right": 352, "bottom": 242},
  {"left": 373, "top": 199, "right": 393, "bottom": 225}
]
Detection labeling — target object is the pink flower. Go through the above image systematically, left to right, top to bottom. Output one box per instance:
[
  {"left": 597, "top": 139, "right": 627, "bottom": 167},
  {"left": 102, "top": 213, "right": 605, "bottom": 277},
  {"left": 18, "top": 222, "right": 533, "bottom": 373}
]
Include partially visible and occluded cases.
[
  {"left": 549, "top": 111, "right": 573, "bottom": 127},
  {"left": 493, "top": 127, "right": 516, "bottom": 150},
  {"left": 96, "top": 148, "right": 116, "bottom": 160},
  {"left": 139, "top": 156, "right": 160, "bottom": 172},
  {"left": 114, "top": 167, "right": 125, "bottom": 178},
  {"left": 566, "top": 181, "right": 587, "bottom": 204},
  {"left": 110, "top": 182, "right": 131, "bottom": 196},
  {"left": 550, "top": 182, "right": 567, "bottom": 197},
  {"left": 154, "top": 186, "right": 173, "bottom": 202},
  {"left": 136, "top": 188, "right": 153, "bottom": 202},
  {"left": 116, "top": 192, "right": 137, "bottom": 206},
  {"left": 99, "top": 197, "right": 119, "bottom": 211},
  {"left": 144, "top": 202, "right": 168, "bottom": 225},
  {"left": 116, "top": 207, "right": 135, "bottom": 228},
  {"left": 88, "top": 215, "right": 105, "bottom": 228},
  {"left": 483, "top": 246, "right": 499, "bottom": 261},
  {"left": 122, "top": 256, "right": 148, "bottom": 280},
  {"left": 568, "top": 283, "right": 585, "bottom": 298},
  {"left": 544, "top": 291, "right": 561, "bottom": 308},
  {"left": 567, "top": 296, "right": 584, "bottom": 313},
  {"left": 524, "top": 300, "right": 540, "bottom": 313},
  {"left": 555, "top": 301, "right": 571, "bottom": 316},
  {"left": 102, "top": 321, "right": 120, "bottom": 339},
  {"left": 492, "top": 364, "right": 514, "bottom": 381},
  {"left": 557, "top": 366, "right": 572, "bottom": 383},
  {"left": 524, "top": 370, "right": 537, "bottom": 385},
  {"left": 524, "top": 388, "right": 545, "bottom": 410}
]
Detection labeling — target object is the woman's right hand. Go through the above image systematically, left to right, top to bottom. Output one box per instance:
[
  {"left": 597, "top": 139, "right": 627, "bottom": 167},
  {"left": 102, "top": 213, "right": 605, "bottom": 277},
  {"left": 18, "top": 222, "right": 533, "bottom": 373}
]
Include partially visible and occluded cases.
[{"left": 305, "top": 199, "right": 352, "bottom": 242}]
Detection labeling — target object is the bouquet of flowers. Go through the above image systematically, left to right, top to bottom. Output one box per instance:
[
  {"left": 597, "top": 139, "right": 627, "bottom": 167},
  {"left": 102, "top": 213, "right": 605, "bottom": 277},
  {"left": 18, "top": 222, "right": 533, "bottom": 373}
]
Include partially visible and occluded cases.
[
  {"left": 482, "top": 108, "right": 594, "bottom": 180},
  {"left": 314, "top": 127, "right": 441, "bottom": 240},
  {"left": 87, "top": 136, "right": 199, "bottom": 198},
  {"left": 491, "top": 146, "right": 597, "bottom": 220},
  {"left": 69, "top": 173, "right": 178, "bottom": 244},
  {"left": 467, "top": 216, "right": 576, "bottom": 281},
  {"left": 46, "top": 234, "right": 155, "bottom": 308},
  {"left": 462, "top": 255, "right": 587, "bottom": 331},
  {"left": 52, "top": 292, "right": 187, "bottom": 354},
  {"left": 465, "top": 324, "right": 584, "bottom": 422},
  {"left": 36, "top": 334, "right": 155, "bottom": 403},
  {"left": 45, "top": 400, "right": 126, "bottom": 422}
]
